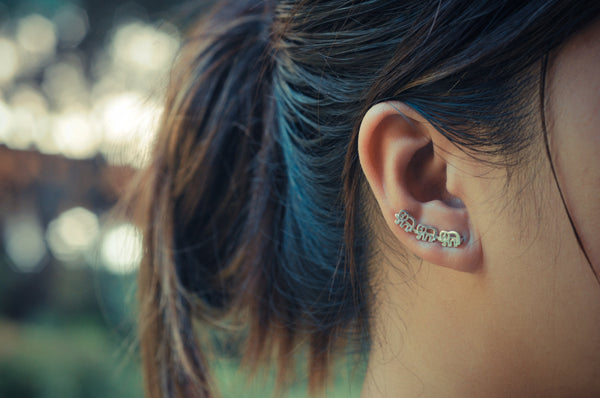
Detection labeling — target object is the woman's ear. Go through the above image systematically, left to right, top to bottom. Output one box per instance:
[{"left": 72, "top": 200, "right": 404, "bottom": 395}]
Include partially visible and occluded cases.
[{"left": 358, "top": 101, "right": 482, "bottom": 272}]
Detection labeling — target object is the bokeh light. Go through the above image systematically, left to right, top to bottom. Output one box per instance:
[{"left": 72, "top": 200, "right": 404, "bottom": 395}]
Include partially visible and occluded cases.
[
  {"left": 53, "top": 4, "right": 89, "bottom": 48},
  {"left": 0, "top": 11, "right": 180, "bottom": 167},
  {"left": 16, "top": 14, "right": 57, "bottom": 55},
  {"left": 110, "top": 21, "right": 179, "bottom": 74},
  {"left": 0, "top": 37, "right": 19, "bottom": 84},
  {"left": 42, "top": 56, "right": 89, "bottom": 109},
  {"left": 94, "top": 91, "right": 161, "bottom": 167},
  {"left": 0, "top": 99, "right": 14, "bottom": 141},
  {"left": 6, "top": 103, "right": 37, "bottom": 150},
  {"left": 51, "top": 108, "right": 100, "bottom": 159},
  {"left": 46, "top": 206, "right": 100, "bottom": 264},
  {"left": 3, "top": 213, "right": 47, "bottom": 272},
  {"left": 99, "top": 223, "right": 142, "bottom": 274}
]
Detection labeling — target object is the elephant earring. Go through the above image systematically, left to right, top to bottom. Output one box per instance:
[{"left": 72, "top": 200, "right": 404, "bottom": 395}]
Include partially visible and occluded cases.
[{"left": 394, "top": 209, "right": 463, "bottom": 248}]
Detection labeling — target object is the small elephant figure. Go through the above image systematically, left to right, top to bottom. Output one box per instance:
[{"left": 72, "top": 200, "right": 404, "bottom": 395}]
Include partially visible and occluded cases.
[
  {"left": 395, "top": 210, "right": 416, "bottom": 233},
  {"left": 415, "top": 224, "right": 438, "bottom": 243},
  {"left": 438, "top": 230, "right": 461, "bottom": 248}
]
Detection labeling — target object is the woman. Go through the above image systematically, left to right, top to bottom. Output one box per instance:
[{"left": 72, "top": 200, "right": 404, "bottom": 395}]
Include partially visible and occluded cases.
[{"left": 132, "top": 0, "right": 600, "bottom": 396}]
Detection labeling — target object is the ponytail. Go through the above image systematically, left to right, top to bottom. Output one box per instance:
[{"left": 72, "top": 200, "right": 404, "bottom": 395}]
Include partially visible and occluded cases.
[
  {"left": 134, "top": 0, "right": 370, "bottom": 395},
  {"left": 137, "top": 2, "right": 283, "bottom": 397}
]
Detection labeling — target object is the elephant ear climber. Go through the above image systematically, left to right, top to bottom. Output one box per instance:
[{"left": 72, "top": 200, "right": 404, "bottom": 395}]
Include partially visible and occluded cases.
[{"left": 438, "top": 230, "right": 462, "bottom": 248}]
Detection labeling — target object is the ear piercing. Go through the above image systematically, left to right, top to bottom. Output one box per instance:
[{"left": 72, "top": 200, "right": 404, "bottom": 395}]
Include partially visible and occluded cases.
[{"left": 394, "top": 209, "right": 463, "bottom": 248}]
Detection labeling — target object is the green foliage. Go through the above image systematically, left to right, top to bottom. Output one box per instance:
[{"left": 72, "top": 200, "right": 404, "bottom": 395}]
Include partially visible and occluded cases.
[
  {"left": 0, "top": 318, "right": 364, "bottom": 398},
  {"left": 0, "top": 319, "right": 143, "bottom": 398},
  {"left": 211, "top": 351, "right": 365, "bottom": 398}
]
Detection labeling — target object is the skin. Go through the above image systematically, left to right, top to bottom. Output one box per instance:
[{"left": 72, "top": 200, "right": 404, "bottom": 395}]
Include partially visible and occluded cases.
[
  {"left": 548, "top": 18, "right": 600, "bottom": 276},
  {"left": 358, "top": 19, "right": 600, "bottom": 398}
]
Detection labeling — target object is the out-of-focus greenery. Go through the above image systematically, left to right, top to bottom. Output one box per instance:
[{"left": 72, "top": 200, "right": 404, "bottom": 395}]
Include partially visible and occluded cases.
[
  {"left": 0, "top": 251, "right": 364, "bottom": 398},
  {"left": 0, "top": 261, "right": 143, "bottom": 398},
  {"left": 0, "top": 318, "right": 364, "bottom": 398},
  {"left": 0, "top": 319, "right": 142, "bottom": 398},
  {"left": 214, "top": 359, "right": 364, "bottom": 398}
]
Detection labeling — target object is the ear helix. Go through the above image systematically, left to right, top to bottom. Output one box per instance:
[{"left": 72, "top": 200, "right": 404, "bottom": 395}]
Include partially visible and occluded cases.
[{"left": 394, "top": 209, "right": 464, "bottom": 248}]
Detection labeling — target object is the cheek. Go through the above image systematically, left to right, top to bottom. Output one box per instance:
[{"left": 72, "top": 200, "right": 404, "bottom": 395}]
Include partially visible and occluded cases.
[
  {"left": 549, "top": 21, "right": 600, "bottom": 270},
  {"left": 556, "top": 90, "right": 600, "bottom": 269},
  {"left": 561, "top": 146, "right": 600, "bottom": 268}
]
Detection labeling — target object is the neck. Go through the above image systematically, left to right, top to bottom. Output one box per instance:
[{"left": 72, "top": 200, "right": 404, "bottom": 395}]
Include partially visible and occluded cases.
[{"left": 360, "top": 263, "right": 532, "bottom": 398}]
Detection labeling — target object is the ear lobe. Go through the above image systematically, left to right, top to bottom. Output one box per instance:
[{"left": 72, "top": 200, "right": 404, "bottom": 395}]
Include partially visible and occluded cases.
[{"left": 358, "top": 101, "right": 482, "bottom": 273}]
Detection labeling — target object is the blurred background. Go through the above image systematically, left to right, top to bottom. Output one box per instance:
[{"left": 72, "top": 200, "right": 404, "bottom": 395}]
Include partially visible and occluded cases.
[{"left": 0, "top": 0, "right": 199, "bottom": 396}]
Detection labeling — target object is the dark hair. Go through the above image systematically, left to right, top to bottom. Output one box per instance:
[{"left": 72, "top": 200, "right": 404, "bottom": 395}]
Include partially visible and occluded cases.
[{"left": 131, "top": 1, "right": 600, "bottom": 397}]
